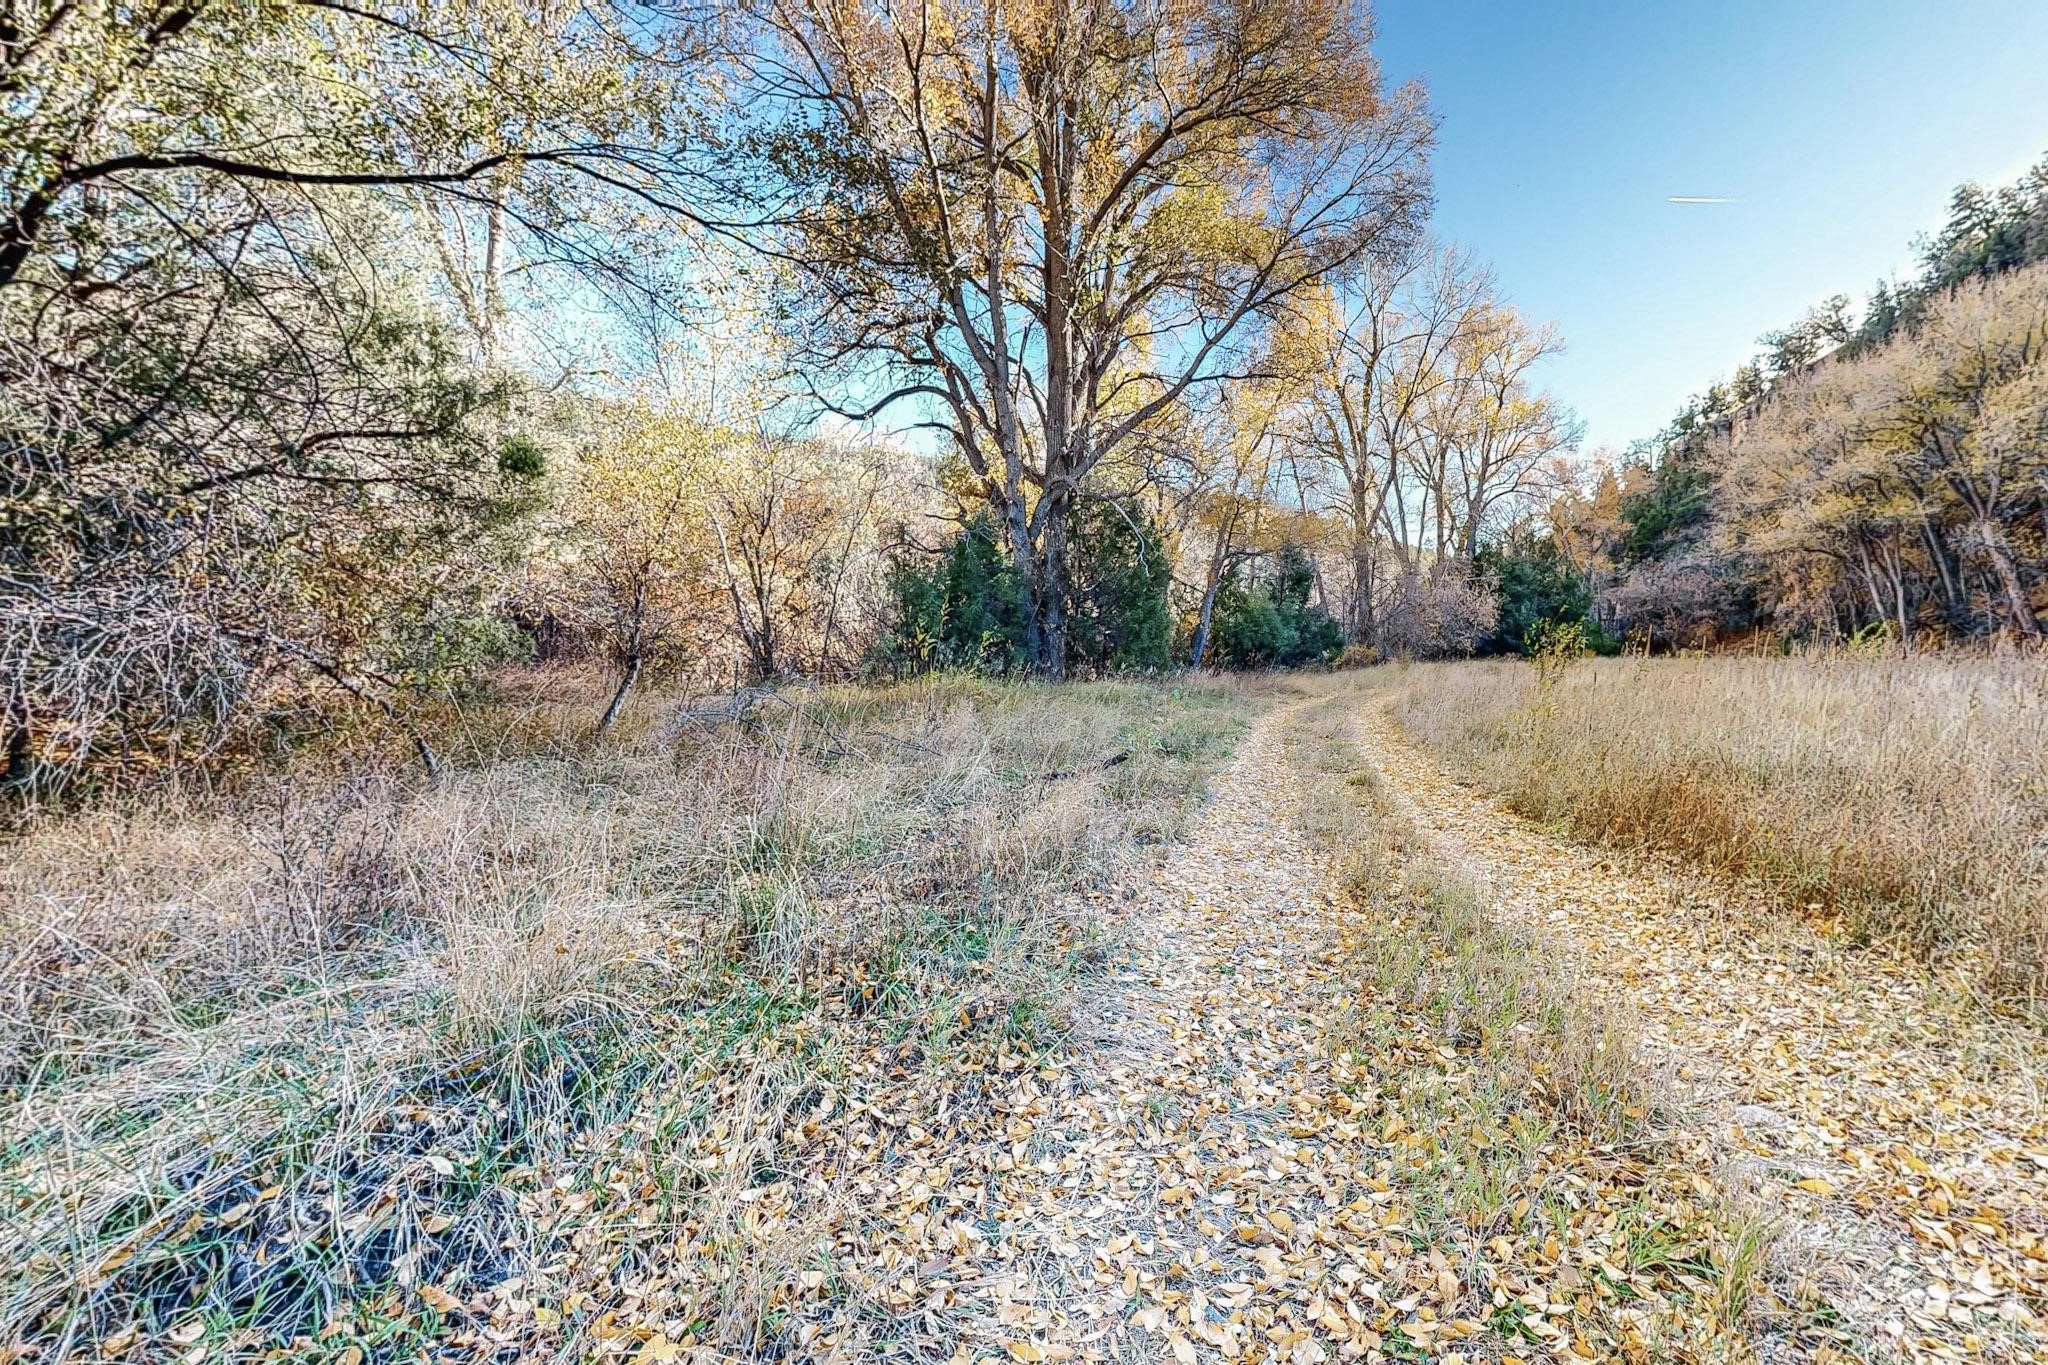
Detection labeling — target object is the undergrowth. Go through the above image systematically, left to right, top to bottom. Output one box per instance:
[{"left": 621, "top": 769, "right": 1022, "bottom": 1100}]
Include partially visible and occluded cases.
[{"left": 0, "top": 671, "right": 1257, "bottom": 1359}]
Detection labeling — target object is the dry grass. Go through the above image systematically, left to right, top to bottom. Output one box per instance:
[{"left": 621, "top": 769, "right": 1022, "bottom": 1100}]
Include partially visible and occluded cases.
[
  {"left": 1388, "top": 652, "right": 2048, "bottom": 1008},
  {"left": 0, "top": 670, "right": 1259, "bottom": 1358},
  {"left": 1279, "top": 687, "right": 1780, "bottom": 1345},
  {"left": 1286, "top": 688, "right": 1658, "bottom": 1156}
]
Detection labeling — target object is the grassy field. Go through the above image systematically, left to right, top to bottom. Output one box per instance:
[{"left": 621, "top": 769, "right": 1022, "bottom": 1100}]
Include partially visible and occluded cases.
[
  {"left": 1385, "top": 652, "right": 2048, "bottom": 1009},
  {"left": 0, "top": 671, "right": 1259, "bottom": 1359}
]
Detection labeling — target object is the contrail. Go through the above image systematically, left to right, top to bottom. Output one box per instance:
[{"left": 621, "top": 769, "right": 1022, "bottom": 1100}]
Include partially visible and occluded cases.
[{"left": 1667, "top": 195, "right": 1735, "bottom": 204}]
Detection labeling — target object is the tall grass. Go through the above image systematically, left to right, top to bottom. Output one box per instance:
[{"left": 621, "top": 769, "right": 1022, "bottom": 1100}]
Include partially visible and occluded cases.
[
  {"left": 1390, "top": 652, "right": 2048, "bottom": 1007},
  {"left": 0, "top": 671, "right": 1256, "bottom": 1357}
]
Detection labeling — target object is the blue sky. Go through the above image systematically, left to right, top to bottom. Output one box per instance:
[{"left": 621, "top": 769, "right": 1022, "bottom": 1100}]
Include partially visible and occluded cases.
[{"left": 1371, "top": 0, "right": 2048, "bottom": 452}]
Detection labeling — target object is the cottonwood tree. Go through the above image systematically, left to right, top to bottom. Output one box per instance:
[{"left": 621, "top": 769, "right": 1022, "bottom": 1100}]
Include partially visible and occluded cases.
[
  {"left": 0, "top": 0, "right": 716, "bottom": 297},
  {"left": 736, "top": 0, "right": 1432, "bottom": 674},
  {"left": 1286, "top": 243, "right": 1572, "bottom": 652},
  {"left": 1290, "top": 244, "right": 1489, "bottom": 641},
  {"left": 1716, "top": 265, "right": 2048, "bottom": 641},
  {"left": 1881, "top": 269, "right": 2047, "bottom": 636},
  {"left": 1423, "top": 306, "right": 1578, "bottom": 559},
  {"left": 1151, "top": 380, "right": 1295, "bottom": 668},
  {"left": 1185, "top": 439, "right": 1280, "bottom": 669}
]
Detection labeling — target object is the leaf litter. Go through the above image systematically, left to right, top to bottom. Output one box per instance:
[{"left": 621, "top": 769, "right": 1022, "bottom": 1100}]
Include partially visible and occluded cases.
[
  {"left": 119, "top": 685, "right": 2041, "bottom": 1363},
  {"left": 1348, "top": 693, "right": 2047, "bottom": 1363},
  {"left": 453, "top": 697, "right": 1831, "bottom": 1362}
]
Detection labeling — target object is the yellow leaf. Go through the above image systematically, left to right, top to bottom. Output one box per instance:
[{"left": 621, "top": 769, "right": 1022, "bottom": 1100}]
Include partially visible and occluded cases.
[
  {"left": 1794, "top": 1178, "right": 1835, "bottom": 1196},
  {"left": 419, "top": 1284, "right": 463, "bottom": 1314},
  {"left": 1006, "top": 1342, "right": 1046, "bottom": 1363}
]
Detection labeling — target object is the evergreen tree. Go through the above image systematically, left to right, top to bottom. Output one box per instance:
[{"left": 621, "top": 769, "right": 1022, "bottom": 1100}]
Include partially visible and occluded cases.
[
  {"left": 1620, "top": 457, "right": 1713, "bottom": 562},
  {"left": 1065, "top": 501, "right": 1173, "bottom": 672},
  {"left": 881, "top": 513, "right": 1027, "bottom": 671},
  {"left": 1479, "top": 533, "right": 1607, "bottom": 655},
  {"left": 1207, "top": 544, "right": 1343, "bottom": 668}
]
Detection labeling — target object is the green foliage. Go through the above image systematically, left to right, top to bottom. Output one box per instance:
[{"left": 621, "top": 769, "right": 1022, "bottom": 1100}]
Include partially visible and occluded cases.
[
  {"left": 1843, "top": 157, "right": 2048, "bottom": 355},
  {"left": 1919, "top": 157, "right": 2048, "bottom": 288},
  {"left": 1759, "top": 295, "right": 1852, "bottom": 378},
  {"left": 497, "top": 435, "right": 548, "bottom": 479},
  {"left": 1618, "top": 457, "right": 1712, "bottom": 563},
  {"left": 1065, "top": 501, "right": 1173, "bottom": 673},
  {"left": 883, "top": 502, "right": 1176, "bottom": 674},
  {"left": 880, "top": 514, "right": 1028, "bottom": 671},
  {"left": 1480, "top": 534, "right": 1609, "bottom": 656},
  {"left": 1208, "top": 544, "right": 1344, "bottom": 668},
  {"left": 1210, "top": 586, "right": 1291, "bottom": 666},
  {"left": 391, "top": 607, "right": 537, "bottom": 701},
  {"left": 1525, "top": 617, "right": 1591, "bottom": 680}
]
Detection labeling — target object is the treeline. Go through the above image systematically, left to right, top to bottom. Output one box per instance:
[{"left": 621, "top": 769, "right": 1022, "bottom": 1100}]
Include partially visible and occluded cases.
[
  {"left": 7, "top": 0, "right": 1610, "bottom": 792},
  {"left": 1527, "top": 155, "right": 2048, "bottom": 649}
]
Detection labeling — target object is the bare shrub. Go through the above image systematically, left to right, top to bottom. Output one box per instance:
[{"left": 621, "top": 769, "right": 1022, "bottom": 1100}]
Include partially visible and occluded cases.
[{"left": 1377, "top": 561, "right": 1498, "bottom": 659}]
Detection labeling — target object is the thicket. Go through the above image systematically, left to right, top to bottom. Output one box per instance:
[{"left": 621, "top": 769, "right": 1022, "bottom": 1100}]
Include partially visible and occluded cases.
[
  {"left": 881, "top": 504, "right": 1176, "bottom": 675},
  {"left": 1477, "top": 533, "right": 1615, "bottom": 656},
  {"left": 1204, "top": 544, "right": 1346, "bottom": 668}
]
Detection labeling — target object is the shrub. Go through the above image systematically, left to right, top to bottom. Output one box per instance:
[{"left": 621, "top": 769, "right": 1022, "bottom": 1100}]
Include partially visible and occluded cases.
[
  {"left": 1064, "top": 500, "right": 1173, "bottom": 672},
  {"left": 880, "top": 502, "right": 1175, "bottom": 675},
  {"left": 880, "top": 513, "right": 1028, "bottom": 671},
  {"left": 1479, "top": 532, "right": 1615, "bottom": 656},
  {"left": 1208, "top": 544, "right": 1343, "bottom": 668},
  {"left": 1376, "top": 560, "right": 1497, "bottom": 659}
]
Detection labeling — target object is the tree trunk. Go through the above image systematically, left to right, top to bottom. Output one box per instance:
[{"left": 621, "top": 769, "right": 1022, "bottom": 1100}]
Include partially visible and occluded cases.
[
  {"left": 1004, "top": 494, "right": 1040, "bottom": 670},
  {"left": 1036, "top": 498, "right": 1071, "bottom": 678},
  {"left": 1922, "top": 517, "right": 1964, "bottom": 624},
  {"left": 1978, "top": 522, "right": 2042, "bottom": 635},
  {"left": 1349, "top": 533, "right": 1376, "bottom": 647},
  {"left": 1883, "top": 537, "right": 1912, "bottom": 648},
  {"left": 1853, "top": 541, "right": 1887, "bottom": 633},
  {"left": 1192, "top": 575, "right": 1223, "bottom": 670},
  {"left": 599, "top": 582, "right": 648, "bottom": 730},
  {"left": 598, "top": 651, "right": 642, "bottom": 731},
  {"left": 2, "top": 700, "right": 32, "bottom": 790},
  {"left": 410, "top": 730, "right": 445, "bottom": 781}
]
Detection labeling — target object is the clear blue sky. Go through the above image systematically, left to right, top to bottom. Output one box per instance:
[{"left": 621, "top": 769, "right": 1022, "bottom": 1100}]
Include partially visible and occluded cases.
[{"left": 1371, "top": 0, "right": 2048, "bottom": 453}]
